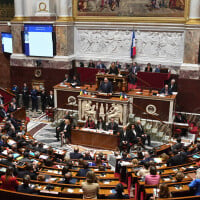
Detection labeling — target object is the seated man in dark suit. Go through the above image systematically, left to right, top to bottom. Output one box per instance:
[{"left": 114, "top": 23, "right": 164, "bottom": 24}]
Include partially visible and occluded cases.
[
  {"left": 96, "top": 61, "right": 106, "bottom": 69},
  {"left": 63, "top": 73, "right": 71, "bottom": 83},
  {"left": 70, "top": 75, "right": 81, "bottom": 87},
  {"left": 99, "top": 77, "right": 112, "bottom": 94},
  {"left": 168, "top": 79, "right": 177, "bottom": 92},
  {"left": 160, "top": 84, "right": 172, "bottom": 96},
  {"left": 107, "top": 118, "right": 118, "bottom": 135},
  {"left": 135, "top": 120, "right": 151, "bottom": 146},
  {"left": 119, "top": 126, "right": 131, "bottom": 153},
  {"left": 171, "top": 137, "right": 183, "bottom": 151},
  {"left": 70, "top": 147, "right": 83, "bottom": 159},
  {"left": 77, "top": 161, "right": 90, "bottom": 177},
  {"left": 17, "top": 163, "right": 37, "bottom": 180},
  {"left": 58, "top": 172, "right": 76, "bottom": 184},
  {"left": 17, "top": 175, "right": 36, "bottom": 194},
  {"left": 108, "top": 183, "right": 129, "bottom": 199}
]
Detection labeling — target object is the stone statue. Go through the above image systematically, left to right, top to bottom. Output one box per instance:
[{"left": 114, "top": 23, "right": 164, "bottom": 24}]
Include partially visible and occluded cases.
[
  {"left": 82, "top": 100, "right": 96, "bottom": 120},
  {"left": 107, "top": 103, "right": 122, "bottom": 122}
]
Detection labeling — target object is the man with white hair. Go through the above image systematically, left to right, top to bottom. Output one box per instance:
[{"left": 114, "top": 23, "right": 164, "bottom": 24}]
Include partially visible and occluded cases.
[{"left": 168, "top": 79, "right": 177, "bottom": 92}]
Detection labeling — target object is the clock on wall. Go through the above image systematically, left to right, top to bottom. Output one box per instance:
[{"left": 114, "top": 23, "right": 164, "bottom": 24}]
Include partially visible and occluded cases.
[{"left": 38, "top": 2, "right": 47, "bottom": 11}]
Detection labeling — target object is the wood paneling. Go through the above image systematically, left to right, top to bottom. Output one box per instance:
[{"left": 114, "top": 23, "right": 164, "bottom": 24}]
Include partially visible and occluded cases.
[
  {"left": 0, "top": 25, "right": 11, "bottom": 88},
  {"left": 10, "top": 66, "right": 71, "bottom": 92},
  {"left": 177, "top": 79, "right": 200, "bottom": 113}
]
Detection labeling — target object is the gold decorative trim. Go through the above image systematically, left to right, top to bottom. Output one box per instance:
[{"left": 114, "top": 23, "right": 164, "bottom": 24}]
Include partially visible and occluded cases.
[
  {"left": 73, "top": 0, "right": 191, "bottom": 24},
  {"left": 12, "top": 16, "right": 25, "bottom": 21},
  {"left": 56, "top": 16, "right": 74, "bottom": 22},
  {"left": 186, "top": 18, "right": 200, "bottom": 25}
]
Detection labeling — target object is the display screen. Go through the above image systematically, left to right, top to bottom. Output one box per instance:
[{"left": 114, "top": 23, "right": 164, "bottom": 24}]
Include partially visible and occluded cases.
[
  {"left": 24, "top": 24, "right": 55, "bottom": 57},
  {"left": 1, "top": 32, "right": 13, "bottom": 53}
]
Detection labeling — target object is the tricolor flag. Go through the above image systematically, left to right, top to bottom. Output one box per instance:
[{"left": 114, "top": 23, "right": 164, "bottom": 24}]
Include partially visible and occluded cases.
[{"left": 131, "top": 31, "right": 136, "bottom": 57}]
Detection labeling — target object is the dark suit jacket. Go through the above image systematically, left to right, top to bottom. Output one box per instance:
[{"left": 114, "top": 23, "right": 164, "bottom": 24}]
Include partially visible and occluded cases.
[
  {"left": 88, "top": 63, "right": 95, "bottom": 68},
  {"left": 96, "top": 64, "right": 106, "bottom": 69},
  {"left": 129, "top": 65, "right": 140, "bottom": 74},
  {"left": 109, "top": 67, "right": 119, "bottom": 75},
  {"left": 145, "top": 67, "right": 152, "bottom": 72},
  {"left": 70, "top": 79, "right": 81, "bottom": 87},
  {"left": 99, "top": 81, "right": 112, "bottom": 93},
  {"left": 168, "top": 83, "right": 177, "bottom": 92},
  {"left": 22, "top": 87, "right": 29, "bottom": 96},
  {"left": 159, "top": 87, "right": 172, "bottom": 95},
  {"left": 31, "top": 89, "right": 38, "bottom": 100},
  {"left": 41, "top": 92, "right": 47, "bottom": 105},
  {"left": 47, "top": 95, "right": 54, "bottom": 107},
  {"left": 0, "top": 97, "right": 4, "bottom": 105},
  {"left": 0, "top": 108, "right": 7, "bottom": 118},
  {"left": 174, "top": 115, "right": 187, "bottom": 123},
  {"left": 96, "top": 121, "right": 106, "bottom": 130},
  {"left": 107, "top": 122, "right": 118, "bottom": 134},
  {"left": 63, "top": 124, "right": 71, "bottom": 139},
  {"left": 135, "top": 124, "right": 144, "bottom": 137},
  {"left": 128, "top": 129, "right": 138, "bottom": 143},
  {"left": 119, "top": 130, "right": 130, "bottom": 144},
  {"left": 70, "top": 152, "right": 83, "bottom": 159},
  {"left": 77, "top": 168, "right": 90, "bottom": 177},
  {"left": 17, "top": 170, "right": 37, "bottom": 180},
  {"left": 17, "top": 184, "right": 35, "bottom": 194},
  {"left": 108, "top": 193, "right": 129, "bottom": 199}
]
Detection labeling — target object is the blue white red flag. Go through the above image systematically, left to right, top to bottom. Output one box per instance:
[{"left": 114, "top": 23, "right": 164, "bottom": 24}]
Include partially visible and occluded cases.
[{"left": 131, "top": 31, "right": 136, "bottom": 57}]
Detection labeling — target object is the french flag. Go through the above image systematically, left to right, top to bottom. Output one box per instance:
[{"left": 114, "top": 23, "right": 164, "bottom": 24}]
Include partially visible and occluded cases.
[{"left": 131, "top": 31, "right": 136, "bottom": 57}]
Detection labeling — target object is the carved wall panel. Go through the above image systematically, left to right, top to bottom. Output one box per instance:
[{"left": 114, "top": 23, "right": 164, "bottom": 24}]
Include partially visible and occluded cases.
[{"left": 75, "top": 28, "right": 184, "bottom": 65}]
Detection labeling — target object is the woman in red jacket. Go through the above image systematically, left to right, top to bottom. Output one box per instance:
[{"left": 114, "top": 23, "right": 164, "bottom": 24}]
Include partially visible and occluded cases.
[{"left": 0, "top": 166, "right": 19, "bottom": 191}]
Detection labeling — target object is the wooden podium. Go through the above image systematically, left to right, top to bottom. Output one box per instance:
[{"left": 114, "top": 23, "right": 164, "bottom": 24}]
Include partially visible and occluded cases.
[{"left": 96, "top": 73, "right": 128, "bottom": 92}]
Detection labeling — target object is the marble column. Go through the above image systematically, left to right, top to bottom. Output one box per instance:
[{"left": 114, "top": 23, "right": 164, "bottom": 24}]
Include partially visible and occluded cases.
[
  {"left": 14, "top": 0, "right": 24, "bottom": 19},
  {"left": 24, "top": 0, "right": 33, "bottom": 17},
  {"left": 57, "top": 0, "right": 73, "bottom": 21},
  {"left": 189, "top": 0, "right": 200, "bottom": 19},
  {"left": 180, "top": 1, "right": 200, "bottom": 79},
  {"left": 180, "top": 29, "right": 200, "bottom": 79}
]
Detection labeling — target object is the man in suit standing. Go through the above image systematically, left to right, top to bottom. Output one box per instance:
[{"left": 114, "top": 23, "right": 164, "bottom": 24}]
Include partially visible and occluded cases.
[
  {"left": 129, "top": 62, "right": 140, "bottom": 84},
  {"left": 129, "top": 62, "right": 140, "bottom": 75},
  {"left": 99, "top": 78, "right": 113, "bottom": 94},
  {"left": 22, "top": 83, "right": 29, "bottom": 109},
  {"left": 11, "top": 85, "right": 19, "bottom": 107},
  {"left": 31, "top": 87, "right": 38, "bottom": 112},
  {"left": 40, "top": 89, "right": 47, "bottom": 113},
  {"left": 47, "top": 90, "right": 54, "bottom": 107},
  {"left": 0, "top": 94, "right": 4, "bottom": 105},
  {"left": 0, "top": 104, "right": 7, "bottom": 119},
  {"left": 107, "top": 118, "right": 118, "bottom": 135},
  {"left": 135, "top": 120, "right": 151, "bottom": 146},
  {"left": 128, "top": 124, "right": 139, "bottom": 145},
  {"left": 119, "top": 126, "right": 131, "bottom": 153}
]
